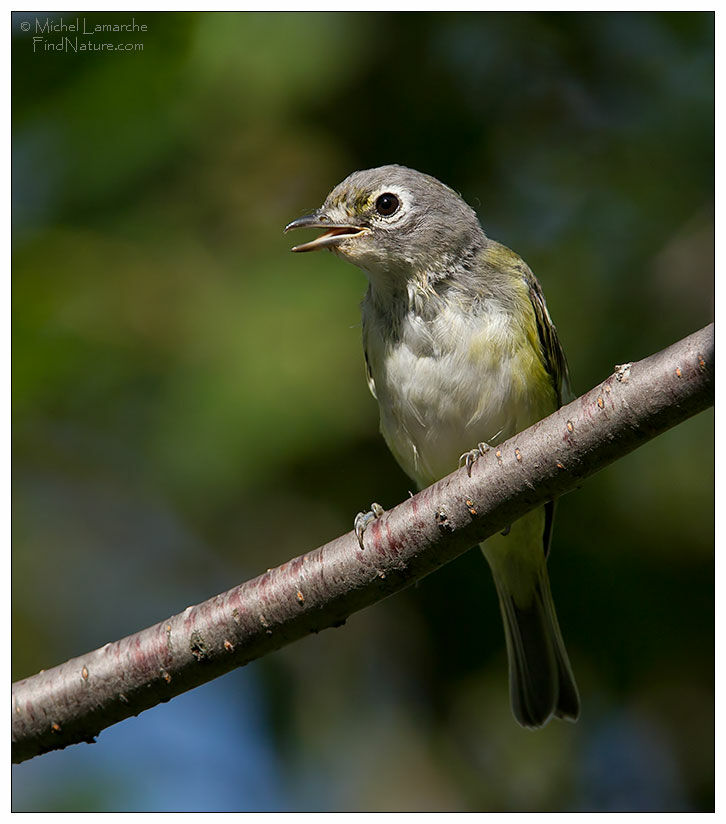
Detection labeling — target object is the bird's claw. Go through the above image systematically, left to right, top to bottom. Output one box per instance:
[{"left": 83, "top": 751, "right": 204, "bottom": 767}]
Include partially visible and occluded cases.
[
  {"left": 458, "top": 442, "right": 491, "bottom": 476},
  {"left": 354, "top": 502, "right": 385, "bottom": 549}
]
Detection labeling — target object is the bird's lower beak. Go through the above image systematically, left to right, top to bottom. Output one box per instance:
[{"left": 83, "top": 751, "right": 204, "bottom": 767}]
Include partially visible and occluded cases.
[{"left": 284, "top": 212, "right": 368, "bottom": 253}]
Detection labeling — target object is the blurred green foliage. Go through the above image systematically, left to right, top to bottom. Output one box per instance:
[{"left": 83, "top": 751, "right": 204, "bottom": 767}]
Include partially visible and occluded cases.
[{"left": 12, "top": 11, "right": 713, "bottom": 812}]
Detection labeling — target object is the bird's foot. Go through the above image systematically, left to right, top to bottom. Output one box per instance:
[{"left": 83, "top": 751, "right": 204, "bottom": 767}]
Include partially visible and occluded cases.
[
  {"left": 458, "top": 442, "right": 491, "bottom": 476},
  {"left": 354, "top": 502, "right": 384, "bottom": 549}
]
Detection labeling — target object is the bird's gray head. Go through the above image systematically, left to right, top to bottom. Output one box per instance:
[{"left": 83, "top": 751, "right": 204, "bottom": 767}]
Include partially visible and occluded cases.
[{"left": 284, "top": 165, "right": 486, "bottom": 283}]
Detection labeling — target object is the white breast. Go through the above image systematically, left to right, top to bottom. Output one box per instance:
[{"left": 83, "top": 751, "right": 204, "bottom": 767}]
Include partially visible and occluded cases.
[{"left": 364, "top": 293, "right": 551, "bottom": 488}]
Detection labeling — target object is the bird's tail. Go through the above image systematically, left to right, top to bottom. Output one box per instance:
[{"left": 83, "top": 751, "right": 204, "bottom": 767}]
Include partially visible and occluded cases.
[{"left": 482, "top": 510, "right": 580, "bottom": 729}]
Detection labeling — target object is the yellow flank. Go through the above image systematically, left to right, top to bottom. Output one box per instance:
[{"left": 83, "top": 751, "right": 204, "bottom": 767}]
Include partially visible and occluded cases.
[
  {"left": 465, "top": 279, "right": 556, "bottom": 426},
  {"left": 510, "top": 330, "right": 555, "bottom": 415}
]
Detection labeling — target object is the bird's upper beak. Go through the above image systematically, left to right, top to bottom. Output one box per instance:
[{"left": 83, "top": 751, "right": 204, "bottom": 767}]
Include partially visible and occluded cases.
[{"left": 284, "top": 211, "right": 368, "bottom": 253}]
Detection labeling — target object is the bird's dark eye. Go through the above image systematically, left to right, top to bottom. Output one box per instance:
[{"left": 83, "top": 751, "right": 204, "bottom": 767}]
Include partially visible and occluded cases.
[{"left": 375, "top": 193, "right": 400, "bottom": 217}]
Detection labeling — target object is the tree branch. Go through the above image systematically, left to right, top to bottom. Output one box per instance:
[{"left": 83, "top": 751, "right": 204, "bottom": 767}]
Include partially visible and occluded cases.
[{"left": 12, "top": 324, "right": 714, "bottom": 764}]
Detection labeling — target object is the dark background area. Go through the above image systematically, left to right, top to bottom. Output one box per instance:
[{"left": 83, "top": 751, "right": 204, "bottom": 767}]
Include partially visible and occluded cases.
[{"left": 12, "top": 11, "right": 713, "bottom": 812}]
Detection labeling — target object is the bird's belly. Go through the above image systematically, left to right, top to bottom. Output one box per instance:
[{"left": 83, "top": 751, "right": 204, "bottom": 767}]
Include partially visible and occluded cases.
[{"left": 375, "top": 338, "right": 552, "bottom": 489}]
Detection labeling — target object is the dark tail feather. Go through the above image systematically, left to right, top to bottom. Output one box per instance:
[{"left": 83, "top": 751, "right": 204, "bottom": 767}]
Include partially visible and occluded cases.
[{"left": 493, "top": 564, "right": 580, "bottom": 729}]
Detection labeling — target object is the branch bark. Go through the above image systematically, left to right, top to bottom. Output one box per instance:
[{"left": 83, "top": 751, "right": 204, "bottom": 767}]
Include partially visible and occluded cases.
[{"left": 12, "top": 324, "right": 714, "bottom": 764}]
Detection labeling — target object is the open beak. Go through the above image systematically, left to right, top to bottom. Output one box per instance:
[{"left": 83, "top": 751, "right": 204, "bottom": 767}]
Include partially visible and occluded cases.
[{"left": 284, "top": 212, "right": 368, "bottom": 253}]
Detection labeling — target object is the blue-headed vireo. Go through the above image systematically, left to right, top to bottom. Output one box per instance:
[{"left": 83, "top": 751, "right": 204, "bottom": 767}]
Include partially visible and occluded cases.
[{"left": 285, "top": 165, "right": 579, "bottom": 729}]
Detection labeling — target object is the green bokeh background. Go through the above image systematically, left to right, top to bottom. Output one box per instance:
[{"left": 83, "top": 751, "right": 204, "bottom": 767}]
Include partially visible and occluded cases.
[{"left": 12, "top": 11, "right": 713, "bottom": 812}]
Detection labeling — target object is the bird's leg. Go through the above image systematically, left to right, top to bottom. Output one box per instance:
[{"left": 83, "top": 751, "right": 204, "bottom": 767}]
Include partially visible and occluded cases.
[
  {"left": 458, "top": 442, "right": 491, "bottom": 477},
  {"left": 354, "top": 502, "right": 385, "bottom": 549}
]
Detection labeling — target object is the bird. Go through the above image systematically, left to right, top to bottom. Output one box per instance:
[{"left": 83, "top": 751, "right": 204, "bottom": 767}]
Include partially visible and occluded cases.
[{"left": 285, "top": 164, "right": 579, "bottom": 728}]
